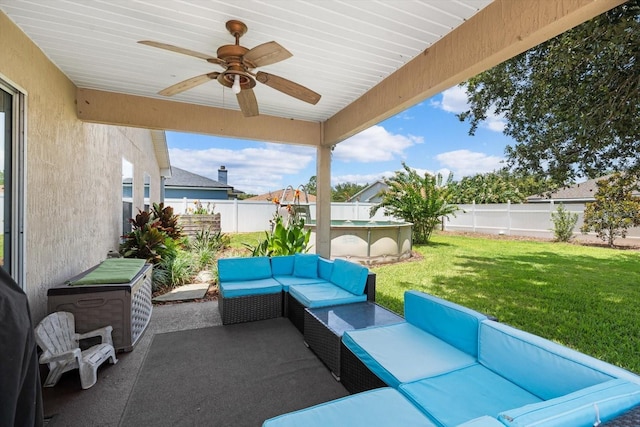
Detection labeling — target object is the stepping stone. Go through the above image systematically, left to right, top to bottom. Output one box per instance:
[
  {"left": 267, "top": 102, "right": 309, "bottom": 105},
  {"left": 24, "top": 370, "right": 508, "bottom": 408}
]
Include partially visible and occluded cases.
[{"left": 153, "top": 283, "right": 210, "bottom": 302}]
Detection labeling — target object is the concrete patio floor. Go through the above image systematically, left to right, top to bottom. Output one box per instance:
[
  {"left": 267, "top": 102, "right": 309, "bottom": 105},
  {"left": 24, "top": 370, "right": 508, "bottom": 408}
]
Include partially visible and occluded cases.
[{"left": 43, "top": 300, "right": 222, "bottom": 427}]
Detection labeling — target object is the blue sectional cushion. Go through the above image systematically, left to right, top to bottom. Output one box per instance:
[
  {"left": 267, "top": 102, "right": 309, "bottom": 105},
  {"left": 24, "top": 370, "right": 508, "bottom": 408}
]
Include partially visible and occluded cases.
[
  {"left": 293, "top": 253, "right": 319, "bottom": 278},
  {"left": 271, "top": 255, "right": 294, "bottom": 276},
  {"left": 218, "top": 257, "right": 272, "bottom": 282},
  {"left": 318, "top": 258, "right": 334, "bottom": 281},
  {"left": 329, "top": 259, "right": 369, "bottom": 295},
  {"left": 273, "top": 276, "right": 328, "bottom": 292},
  {"left": 219, "top": 278, "right": 282, "bottom": 298},
  {"left": 289, "top": 283, "right": 366, "bottom": 308},
  {"left": 404, "top": 290, "right": 487, "bottom": 357},
  {"left": 479, "top": 320, "right": 619, "bottom": 400},
  {"left": 342, "top": 322, "right": 477, "bottom": 388},
  {"left": 399, "top": 364, "right": 542, "bottom": 427},
  {"left": 498, "top": 379, "right": 640, "bottom": 427},
  {"left": 262, "top": 387, "right": 437, "bottom": 427},
  {"left": 457, "top": 416, "right": 508, "bottom": 427}
]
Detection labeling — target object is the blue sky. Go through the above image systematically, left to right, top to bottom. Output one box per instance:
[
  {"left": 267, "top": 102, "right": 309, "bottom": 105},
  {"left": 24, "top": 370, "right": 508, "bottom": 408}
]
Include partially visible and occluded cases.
[{"left": 167, "top": 86, "right": 513, "bottom": 195}]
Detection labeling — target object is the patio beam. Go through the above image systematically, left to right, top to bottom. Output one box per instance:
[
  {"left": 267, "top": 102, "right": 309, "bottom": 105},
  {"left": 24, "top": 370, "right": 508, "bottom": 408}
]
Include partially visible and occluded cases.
[
  {"left": 322, "top": 0, "right": 626, "bottom": 146},
  {"left": 76, "top": 88, "right": 322, "bottom": 146}
]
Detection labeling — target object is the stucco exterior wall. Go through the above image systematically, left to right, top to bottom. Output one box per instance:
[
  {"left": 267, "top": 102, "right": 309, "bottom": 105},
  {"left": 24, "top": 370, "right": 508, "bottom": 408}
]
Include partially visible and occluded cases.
[{"left": 1, "top": 12, "right": 163, "bottom": 321}]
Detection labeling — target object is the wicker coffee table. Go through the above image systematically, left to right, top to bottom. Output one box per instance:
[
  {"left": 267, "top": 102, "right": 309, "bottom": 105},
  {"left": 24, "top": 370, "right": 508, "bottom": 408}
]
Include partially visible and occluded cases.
[{"left": 304, "top": 302, "right": 403, "bottom": 380}]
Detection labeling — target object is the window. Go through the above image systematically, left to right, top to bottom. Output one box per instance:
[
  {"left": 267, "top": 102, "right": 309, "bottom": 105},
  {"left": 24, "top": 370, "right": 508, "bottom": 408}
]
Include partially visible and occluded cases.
[
  {"left": 0, "top": 80, "right": 25, "bottom": 284},
  {"left": 122, "top": 159, "right": 133, "bottom": 235},
  {"left": 143, "top": 172, "right": 150, "bottom": 212}
]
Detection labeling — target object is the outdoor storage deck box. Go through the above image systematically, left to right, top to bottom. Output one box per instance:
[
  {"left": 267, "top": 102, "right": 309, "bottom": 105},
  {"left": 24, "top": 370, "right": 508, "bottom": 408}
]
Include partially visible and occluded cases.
[{"left": 47, "top": 260, "right": 153, "bottom": 352}]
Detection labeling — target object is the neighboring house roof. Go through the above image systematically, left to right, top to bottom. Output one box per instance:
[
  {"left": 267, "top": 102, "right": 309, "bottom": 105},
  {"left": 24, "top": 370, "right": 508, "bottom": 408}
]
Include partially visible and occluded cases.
[
  {"left": 164, "top": 167, "right": 233, "bottom": 190},
  {"left": 527, "top": 175, "right": 640, "bottom": 202},
  {"left": 347, "top": 180, "right": 388, "bottom": 203},
  {"left": 246, "top": 188, "right": 316, "bottom": 203}
]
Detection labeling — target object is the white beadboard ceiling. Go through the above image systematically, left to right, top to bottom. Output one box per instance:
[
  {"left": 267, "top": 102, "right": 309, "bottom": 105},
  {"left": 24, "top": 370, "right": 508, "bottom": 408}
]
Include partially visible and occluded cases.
[{"left": 0, "top": 0, "right": 492, "bottom": 122}]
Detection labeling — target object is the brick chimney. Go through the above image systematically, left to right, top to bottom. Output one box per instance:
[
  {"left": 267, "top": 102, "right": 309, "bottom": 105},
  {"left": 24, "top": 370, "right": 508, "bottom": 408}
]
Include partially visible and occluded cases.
[{"left": 218, "top": 165, "right": 228, "bottom": 185}]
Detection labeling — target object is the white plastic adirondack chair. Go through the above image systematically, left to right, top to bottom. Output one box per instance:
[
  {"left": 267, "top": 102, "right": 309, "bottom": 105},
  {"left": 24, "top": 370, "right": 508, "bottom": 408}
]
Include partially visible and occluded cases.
[{"left": 34, "top": 311, "right": 118, "bottom": 389}]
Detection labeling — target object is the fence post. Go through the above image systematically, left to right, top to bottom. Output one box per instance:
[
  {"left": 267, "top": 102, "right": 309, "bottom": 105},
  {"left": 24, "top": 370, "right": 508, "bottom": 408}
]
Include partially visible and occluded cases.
[
  {"left": 182, "top": 197, "right": 187, "bottom": 214},
  {"left": 233, "top": 198, "right": 238, "bottom": 233},
  {"left": 507, "top": 200, "right": 511, "bottom": 235},
  {"left": 472, "top": 201, "right": 476, "bottom": 232}
]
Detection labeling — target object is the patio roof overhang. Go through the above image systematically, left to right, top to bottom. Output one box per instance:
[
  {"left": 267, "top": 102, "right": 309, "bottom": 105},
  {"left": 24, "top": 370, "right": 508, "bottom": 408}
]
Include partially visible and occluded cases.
[{"left": 0, "top": 0, "right": 626, "bottom": 257}]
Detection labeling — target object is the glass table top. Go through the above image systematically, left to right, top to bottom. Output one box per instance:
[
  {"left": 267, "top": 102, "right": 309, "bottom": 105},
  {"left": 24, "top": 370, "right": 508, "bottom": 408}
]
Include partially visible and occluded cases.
[{"left": 307, "top": 302, "right": 404, "bottom": 336}]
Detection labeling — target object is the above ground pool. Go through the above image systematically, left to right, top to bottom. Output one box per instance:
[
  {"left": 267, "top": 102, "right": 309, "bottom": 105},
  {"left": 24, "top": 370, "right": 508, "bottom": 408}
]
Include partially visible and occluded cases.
[{"left": 305, "top": 220, "right": 413, "bottom": 265}]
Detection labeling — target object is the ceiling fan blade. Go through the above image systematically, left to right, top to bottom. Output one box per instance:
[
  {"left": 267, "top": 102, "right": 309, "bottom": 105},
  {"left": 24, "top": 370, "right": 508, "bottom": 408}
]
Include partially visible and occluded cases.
[
  {"left": 138, "top": 40, "right": 225, "bottom": 65},
  {"left": 243, "top": 41, "right": 292, "bottom": 68},
  {"left": 158, "top": 72, "right": 219, "bottom": 96},
  {"left": 256, "top": 72, "right": 321, "bottom": 105},
  {"left": 236, "top": 89, "right": 259, "bottom": 117}
]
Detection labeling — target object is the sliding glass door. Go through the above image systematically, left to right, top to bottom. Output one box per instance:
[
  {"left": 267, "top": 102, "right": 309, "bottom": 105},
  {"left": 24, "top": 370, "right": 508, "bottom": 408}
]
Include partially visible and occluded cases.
[{"left": 0, "top": 80, "right": 25, "bottom": 284}]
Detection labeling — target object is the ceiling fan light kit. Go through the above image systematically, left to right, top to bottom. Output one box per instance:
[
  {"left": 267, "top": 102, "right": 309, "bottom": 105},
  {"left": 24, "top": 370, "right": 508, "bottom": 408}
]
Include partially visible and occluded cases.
[{"left": 138, "top": 19, "right": 321, "bottom": 117}]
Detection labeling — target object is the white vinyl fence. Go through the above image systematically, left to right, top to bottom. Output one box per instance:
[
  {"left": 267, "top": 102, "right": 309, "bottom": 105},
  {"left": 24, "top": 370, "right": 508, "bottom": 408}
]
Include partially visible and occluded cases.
[
  {"left": 164, "top": 198, "right": 394, "bottom": 233},
  {"left": 443, "top": 201, "right": 640, "bottom": 242}
]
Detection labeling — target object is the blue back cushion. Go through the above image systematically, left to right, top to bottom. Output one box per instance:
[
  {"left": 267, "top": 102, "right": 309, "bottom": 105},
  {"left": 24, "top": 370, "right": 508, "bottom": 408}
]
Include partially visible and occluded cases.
[
  {"left": 293, "top": 253, "right": 319, "bottom": 278},
  {"left": 271, "top": 255, "right": 294, "bottom": 276},
  {"left": 218, "top": 257, "right": 272, "bottom": 282},
  {"left": 318, "top": 258, "right": 334, "bottom": 281},
  {"left": 329, "top": 259, "right": 369, "bottom": 295},
  {"left": 404, "top": 291, "right": 486, "bottom": 357},
  {"left": 479, "top": 320, "right": 617, "bottom": 400}
]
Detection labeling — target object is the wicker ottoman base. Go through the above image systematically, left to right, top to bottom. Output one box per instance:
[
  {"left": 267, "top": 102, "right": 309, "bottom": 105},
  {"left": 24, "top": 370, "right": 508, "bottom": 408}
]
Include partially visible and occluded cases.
[
  {"left": 220, "top": 292, "right": 282, "bottom": 325},
  {"left": 340, "top": 341, "right": 387, "bottom": 394}
]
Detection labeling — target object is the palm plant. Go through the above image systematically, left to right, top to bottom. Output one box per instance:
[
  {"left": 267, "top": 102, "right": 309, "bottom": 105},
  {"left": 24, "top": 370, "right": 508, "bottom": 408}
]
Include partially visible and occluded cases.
[{"left": 371, "top": 162, "right": 458, "bottom": 244}]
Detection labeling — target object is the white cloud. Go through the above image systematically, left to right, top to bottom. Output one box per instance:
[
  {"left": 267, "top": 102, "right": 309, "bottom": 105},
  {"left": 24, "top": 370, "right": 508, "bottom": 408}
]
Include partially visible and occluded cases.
[
  {"left": 434, "top": 86, "right": 507, "bottom": 133},
  {"left": 436, "top": 86, "right": 469, "bottom": 113},
  {"left": 333, "top": 125, "right": 422, "bottom": 163},
  {"left": 169, "top": 145, "right": 315, "bottom": 194},
  {"left": 435, "top": 149, "right": 504, "bottom": 178}
]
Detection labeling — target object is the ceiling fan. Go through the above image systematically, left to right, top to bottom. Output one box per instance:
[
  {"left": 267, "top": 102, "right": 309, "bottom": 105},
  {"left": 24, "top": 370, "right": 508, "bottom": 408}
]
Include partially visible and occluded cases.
[{"left": 138, "top": 20, "right": 321, "bottom": 117}]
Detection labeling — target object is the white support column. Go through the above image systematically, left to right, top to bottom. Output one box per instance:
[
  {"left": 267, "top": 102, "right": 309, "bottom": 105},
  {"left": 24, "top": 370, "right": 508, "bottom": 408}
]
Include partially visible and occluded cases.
[{"left": 316, "top": 145, "right": 332, "bottom": 258}]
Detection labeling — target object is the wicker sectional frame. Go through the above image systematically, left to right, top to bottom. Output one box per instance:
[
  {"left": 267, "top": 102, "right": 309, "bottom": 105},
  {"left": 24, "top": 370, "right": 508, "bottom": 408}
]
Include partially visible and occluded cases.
[
  {"left": 220, "top": 292, "right": 283, "bottom": 325},
  {"left": 303, "top": 309, "right": 341, "bottom": 377}
]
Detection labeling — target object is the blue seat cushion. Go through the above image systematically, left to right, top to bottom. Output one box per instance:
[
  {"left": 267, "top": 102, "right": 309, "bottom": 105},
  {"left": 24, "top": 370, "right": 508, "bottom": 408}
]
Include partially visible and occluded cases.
[
  {"left": 293, "top": 253, "right": 319, "bottom": 278},
  {"left": 271, "top": 255, "right": 295, "bottom": 276},
  {"left": 218, "top": 256, "right": 272, "bottom": 281},
  {"left": 318, "top": 258, "right": 334, "bottom": 281},
  {"left": 329, "top": 258, "right": 369, "bottom": 295},
  {"left": 273, "top": 276, "right": 327, "bottom": 292},
  {"left": 219, "top": 278, "right": 282, "bottom": 298},
  {"left": 288, "top": 283, "right": 366, "bottom": 308},
  {"left": 342, "top": 322, "right": 477, "bottom": 388},
  {"left": 399, "top": 364, "right": 542, "bottom": 427},
  {"left": 498, "top": 379, "right": 640, "bottom": 427},
  {"left": 262, "top": 387, "right": 437, "bottom": 427}
]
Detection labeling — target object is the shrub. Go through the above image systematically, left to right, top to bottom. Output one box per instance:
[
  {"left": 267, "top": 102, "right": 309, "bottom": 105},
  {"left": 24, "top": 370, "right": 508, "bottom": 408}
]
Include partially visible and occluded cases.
[
  {"left": 581, "top": 173, "right": 640, "bottom": 247},
  {"left": 551, "top": 204, "right": 578, "bottom": 242}
]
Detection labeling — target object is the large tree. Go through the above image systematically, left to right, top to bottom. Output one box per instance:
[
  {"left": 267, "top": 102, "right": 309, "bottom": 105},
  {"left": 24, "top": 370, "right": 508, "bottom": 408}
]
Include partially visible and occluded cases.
[
  {"left": 459, "top": 1, "right": 640, "bottom": 186},
  {"left": 332, "top": 182, "right": 367, "bottom": 202}
]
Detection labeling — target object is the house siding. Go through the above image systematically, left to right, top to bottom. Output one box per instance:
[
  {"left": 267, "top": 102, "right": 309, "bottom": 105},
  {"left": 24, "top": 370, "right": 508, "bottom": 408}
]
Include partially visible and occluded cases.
[
  {"left": 1, "top": 11, "right": 163, "bottom": 322},
  {"left": 165, "top": 188, "right": 229, "bottom": 200}
]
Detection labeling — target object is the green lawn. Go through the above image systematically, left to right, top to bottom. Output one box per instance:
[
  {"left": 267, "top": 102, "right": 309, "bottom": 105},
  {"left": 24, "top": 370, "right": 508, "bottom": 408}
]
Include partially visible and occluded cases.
[
  {"left": 226, "top": 231, "right": 640, "bottom": 373},
  {"left": 373, "top": 233, "right": 640, "bottom": 374}
]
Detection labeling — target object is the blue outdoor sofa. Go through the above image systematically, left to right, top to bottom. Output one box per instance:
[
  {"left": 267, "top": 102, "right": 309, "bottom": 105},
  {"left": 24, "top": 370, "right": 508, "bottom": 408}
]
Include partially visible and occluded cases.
[
  {"left": 217, "top": 254, "right": 375, "bottom": 326},
  {"left": 263, "top": 290, "right": 640, "bottom": 427}
]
